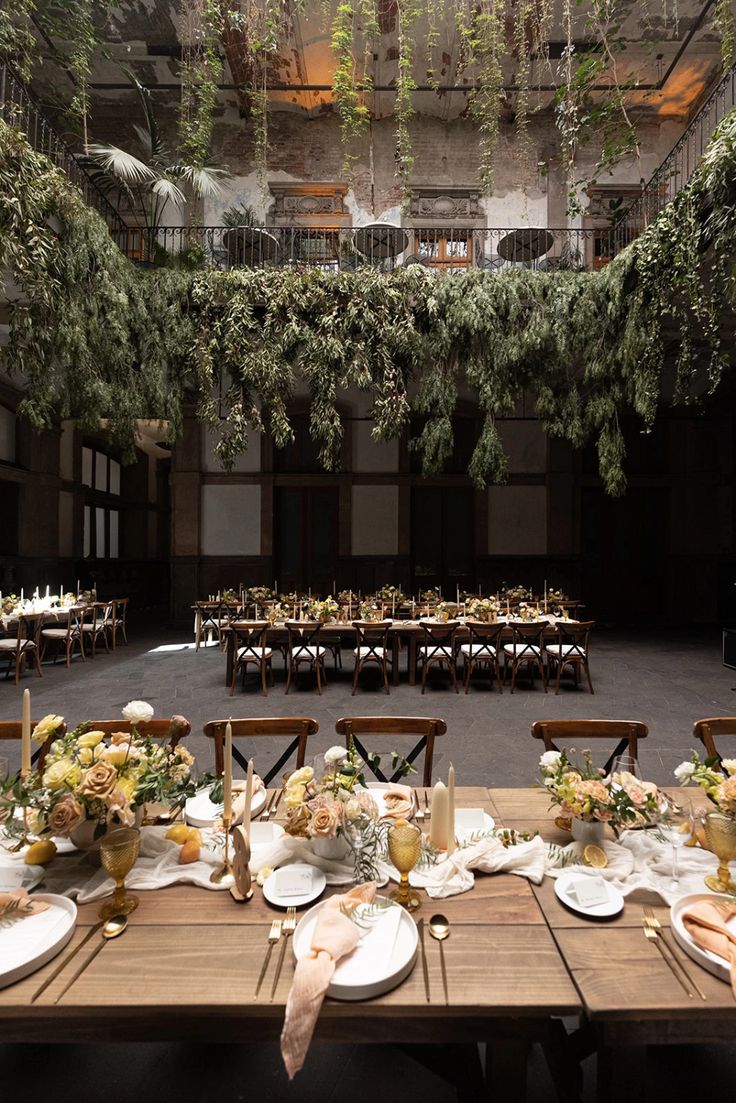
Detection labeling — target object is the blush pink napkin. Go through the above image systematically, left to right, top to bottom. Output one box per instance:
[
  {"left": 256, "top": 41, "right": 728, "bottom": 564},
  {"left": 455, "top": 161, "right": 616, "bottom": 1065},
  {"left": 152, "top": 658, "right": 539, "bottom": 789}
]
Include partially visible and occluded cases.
[
  {"left": 382, "top": 783, "right": 414, "bottom": 820},
  {"left": 280, "top": 881, "right": 376, "bottom": 1078},
  {"left": 0, "top": 888, "right": 48, "bottom": 920},
  {"left": 682, "top": 899, "right": 736, "bottom": 997}
]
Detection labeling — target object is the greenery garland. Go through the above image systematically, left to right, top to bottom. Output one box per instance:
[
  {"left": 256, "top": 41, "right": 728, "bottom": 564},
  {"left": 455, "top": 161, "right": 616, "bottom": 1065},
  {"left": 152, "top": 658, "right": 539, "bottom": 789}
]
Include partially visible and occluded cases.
[
  {"left": 178, "top": 0, "right": 225, "bottom": 170},
  {"left": 2, "top": 107, "right": 735, "bottom": 495}
]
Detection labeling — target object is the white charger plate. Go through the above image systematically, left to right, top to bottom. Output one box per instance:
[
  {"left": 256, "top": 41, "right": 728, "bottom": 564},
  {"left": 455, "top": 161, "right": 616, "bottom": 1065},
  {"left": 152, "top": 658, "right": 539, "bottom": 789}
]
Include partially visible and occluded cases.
[
  {"left": 360, "top": 782, "right": 417, "bottom": 821},
  {"left": 185, "top": 785, "right": 266, "bottom": 828},
  {"left": 454, "top": 808, "right": 495, "bottom": 841},
  {"left": 262, "top": 863, "right": 327, "bottom": 908},
  {"left": 554, "top": 871, "right": 624, "bottom": 919},
  {"left": 0, "top": 893, "right": 77, "bottom": 989},
  {"left": 671, "top": 893, "right": 736, "bottom": 984},
  {"left": 292, "top": 894, "right": 418, "bottom": 1001}
]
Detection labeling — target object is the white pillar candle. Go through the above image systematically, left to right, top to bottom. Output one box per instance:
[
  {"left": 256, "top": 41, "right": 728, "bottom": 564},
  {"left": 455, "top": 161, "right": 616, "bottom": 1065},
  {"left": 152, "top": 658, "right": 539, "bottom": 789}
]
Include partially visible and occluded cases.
[
  {"left": 76, "top": 580, "right": 80, "bottom": 594},
  {"left": 456, "top": 585, "right": 460, "bottom": 605},
  {"left": 45, "top": 586, "right": 49, "bottom": 599},
  {"left": 60, "top": 586, "right": 63, "bottom": 599},
  {"left": 20, "top": 588, "right": 24, "bottom": 601},
  {"left": 392, "top": 594, "right": 396, "bottom": 617},
  {"left": 21, "top": 688, "right": 31, "bottom": 777},
  {"left": 223, "top": 721, "right": 233, "bottom": 821},
  {"left": 243, "top": 758, "right": 254, "bottom": 824},
  {"left": 446, "top": 764, "right": 456, "bottom": 856},
  {"left": 429, "top": 781, "right": 448, "bottom": 851}
]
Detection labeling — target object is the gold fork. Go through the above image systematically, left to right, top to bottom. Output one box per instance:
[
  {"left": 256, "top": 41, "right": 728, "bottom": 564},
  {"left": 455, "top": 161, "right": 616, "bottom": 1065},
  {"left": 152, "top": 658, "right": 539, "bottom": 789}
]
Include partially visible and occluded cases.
[
  {"left": 260, "top": 791, "right": 276, "bottom": 821},
  {"left": 415, "top": 791, "right": 425, "bottom": 822},
  {"left": 270, "top": 905, "right": 297, "bottom": 1001},
  {"left": 644, "top": 906, "right": 707, "bottom": 1000},
  {"left": 642, "top": 917, "right": 691, "bottom": 998},
  {"left": 254, "top": 919, "right": 282, "bottom": 998}
]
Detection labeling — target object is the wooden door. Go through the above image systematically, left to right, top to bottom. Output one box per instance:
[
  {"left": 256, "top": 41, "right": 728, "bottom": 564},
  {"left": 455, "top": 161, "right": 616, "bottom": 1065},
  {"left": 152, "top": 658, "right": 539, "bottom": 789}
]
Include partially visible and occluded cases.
[{"left": 275, "top": 487, "right": 339, "bottom": 594}]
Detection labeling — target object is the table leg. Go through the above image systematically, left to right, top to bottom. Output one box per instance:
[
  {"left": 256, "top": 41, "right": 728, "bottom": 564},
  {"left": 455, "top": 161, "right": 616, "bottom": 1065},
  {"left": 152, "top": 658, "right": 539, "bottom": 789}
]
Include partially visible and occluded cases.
[
  {"left": 225, "top": 630, "right": 234, "bottom": 687},
  {"left": 392, "top": 634, "right": 400, "bottom": 686},
  {"left": 408, "top": 636, "right": 417, "bottom": 686},
  {"left": 486, "top": 1036, "right": 530, "bottom": 1103},
  {"left": 596, "top": 1043, "right": 646, "bottom": 1103}
]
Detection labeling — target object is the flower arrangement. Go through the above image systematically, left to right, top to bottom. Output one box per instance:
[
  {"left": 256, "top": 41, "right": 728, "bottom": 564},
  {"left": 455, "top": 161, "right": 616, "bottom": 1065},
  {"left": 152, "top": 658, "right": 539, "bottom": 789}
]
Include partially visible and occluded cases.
[
  {"left": 378, "top": 584, "right": 403, "bottom": 602},
  {"left": 502, "top": 584, "right": 531, "bottom": 605},
  {"left": 245, "top": 586, "right": 273, "bottom": 604},
  {"left": 222, "top": 588, "right": 240, "bottom": 603},
  {"left": 420, "top": 588, "right": 440, "bottom": 602},
  {"left": 547, "top": 588, "right": 567, "bottom": 604},
  {"left": 1, "top": 595, "right": 19, "bottom": 615},
  {"left": 467, "top": 596, "right": 500, "bottom": 622},
  {"left": 307, "top": 597, "right": 339, "bottom": 623},
  {"left": 358, "top": 600, "right": 380, "bottom": 620},
  {"left": 267, "top": 601, "right": 290, "bottom": 624},
  {"left": 434, "top": 601, "right": 457, "bottom": 622},
  {"left": 5, "top": 704, "right": 194, "bottom": 844},
  {"left": 282, "top": 744, "right": 378, "bottom": 842},
  {"left": 539, "top": 749, "right": 660, "bottom": 833},
  {"left": 674, "top": 753, "right": 736, "bottom": 815}
]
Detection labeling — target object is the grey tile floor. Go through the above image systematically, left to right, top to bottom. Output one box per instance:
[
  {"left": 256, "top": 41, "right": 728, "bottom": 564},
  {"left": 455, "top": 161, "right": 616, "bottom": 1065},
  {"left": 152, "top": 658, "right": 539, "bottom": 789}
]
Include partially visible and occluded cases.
[{"left": 2, "top": 623, "right": 736, "bottom": 1100}]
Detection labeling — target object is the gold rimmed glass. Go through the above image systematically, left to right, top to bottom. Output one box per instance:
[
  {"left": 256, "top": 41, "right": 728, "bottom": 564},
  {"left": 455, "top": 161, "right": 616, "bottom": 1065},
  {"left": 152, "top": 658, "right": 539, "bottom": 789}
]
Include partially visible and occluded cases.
[
  {"left": 703, "top": 812, "right": 736, "bottom": 895},
  {"left": 388, "top": 821, "right": 422, "bottom": 911},
  {"left": 99, "top": 827, "right": 141, "bottom": 920}
]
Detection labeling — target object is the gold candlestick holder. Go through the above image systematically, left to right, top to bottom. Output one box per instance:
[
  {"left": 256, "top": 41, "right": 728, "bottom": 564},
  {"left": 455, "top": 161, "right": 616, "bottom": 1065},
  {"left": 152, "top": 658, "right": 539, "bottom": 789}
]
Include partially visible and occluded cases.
[{"left": 210, "top": 814, "right": 235, "bottom": 886}]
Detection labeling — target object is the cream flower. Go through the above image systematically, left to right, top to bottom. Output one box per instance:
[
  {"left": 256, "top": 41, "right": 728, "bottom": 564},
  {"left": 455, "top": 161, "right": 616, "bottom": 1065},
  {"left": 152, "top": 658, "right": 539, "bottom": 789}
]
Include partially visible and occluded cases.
[
  {"left": 121, "top": 700, "right": 154, "bottom": 726},
  {"left": 32, "top": 714, "right": 64, "bottom": 744},
  {"left": 77, "top": 730, "right": 105, "bottom": 749},
  {"left": 101, "top": 742, "right": 138, "bottom": 766},
  {"left": 324, "top": 746, "right": 346, "bottom": 767},
  {"left": 78, "top": 747, "right": 94, "bottom": 766},
  {"left": 540, "top": 750, "right": 562, "bottom": 769},
  {"left": 42, "top": 758, "right": 79, "bottom": 790},
  {"left": 721, "top": 759, "right": 736, "bottom": 776},
  {"left": 674, "top": 761, "right": 696, "bottom": 782}
]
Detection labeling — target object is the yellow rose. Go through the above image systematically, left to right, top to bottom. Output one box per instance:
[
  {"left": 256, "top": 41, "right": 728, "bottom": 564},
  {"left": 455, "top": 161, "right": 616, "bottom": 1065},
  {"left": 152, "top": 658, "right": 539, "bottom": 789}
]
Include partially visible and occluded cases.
[
  {"left": 32, "top": 714, "right": 64, "bottom": 743},
  {"left": 77, "top": 730, "right": 105, "bottom": 749},
  {"left": 101, "top": 742, "right": 135, "bottom": 766},
  {"left": 78, "top": 747, "right": 94, "bottom": 766},
  {"left": 42, "top": 758, "right": 79, "bottom": 790},
  {"left": 117, "top": 775, "right": 138, "bottom": 802},
  {"left": 284, "top": 782, "right": 307, "bottom": 808}
]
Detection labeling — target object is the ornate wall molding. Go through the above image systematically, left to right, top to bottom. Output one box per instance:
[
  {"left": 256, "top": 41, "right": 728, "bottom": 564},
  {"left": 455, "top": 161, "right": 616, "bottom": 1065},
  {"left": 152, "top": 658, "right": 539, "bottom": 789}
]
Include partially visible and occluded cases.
[
  {"left": 269, "top": 182, "right": 349, "bottom": 225},
  {"left": 407, "top": 187, "right": 484, "bottom": 225}
]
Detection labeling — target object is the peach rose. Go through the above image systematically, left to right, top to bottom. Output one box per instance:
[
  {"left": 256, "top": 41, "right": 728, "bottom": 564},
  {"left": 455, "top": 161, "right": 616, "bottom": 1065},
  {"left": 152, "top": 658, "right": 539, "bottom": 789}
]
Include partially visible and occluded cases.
[
  {"left": 110, "top": 731, "right": 132, "bottom": 746},
  {"left": 79, "top": 761, "right": 118, "bottom": 801},
  {"left": 47, "top": 794, "right": 84, "bottom": 837},
  {"left": 283, "top": 804, "right": 310, "bottom": 838},
  {"left": 308, "top": 804, "right": 339, "bottom": 839}
]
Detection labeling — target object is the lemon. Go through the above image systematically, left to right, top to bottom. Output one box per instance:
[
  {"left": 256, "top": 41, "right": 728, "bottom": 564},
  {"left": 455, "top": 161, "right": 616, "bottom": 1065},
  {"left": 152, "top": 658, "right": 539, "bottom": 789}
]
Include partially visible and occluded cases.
[
  {"left": 165, "top": 823, "right": 192, "bottom": 844},
  {"left": 24, "top": 839, "right": 57, "bottom": 865},
  {"left": 583, "top": 844, "right": 608, "bottom": 869},
  {"left": 256, "top": 866, "right": 273, "bottom": 886}
]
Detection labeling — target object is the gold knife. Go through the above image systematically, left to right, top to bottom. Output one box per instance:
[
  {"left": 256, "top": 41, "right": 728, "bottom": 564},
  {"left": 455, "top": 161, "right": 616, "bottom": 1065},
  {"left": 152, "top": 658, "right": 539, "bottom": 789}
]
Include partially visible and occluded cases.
[
  {"left": 417, "top": 919, "right": 430, "bottom": 1002},
  {"left": 32, "top": 922, "right": 103, "bottom": 1003}
]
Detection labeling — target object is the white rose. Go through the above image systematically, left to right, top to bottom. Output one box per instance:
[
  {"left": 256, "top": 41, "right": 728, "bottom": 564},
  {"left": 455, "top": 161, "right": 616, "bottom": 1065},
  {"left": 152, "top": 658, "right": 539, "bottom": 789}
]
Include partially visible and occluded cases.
[
  {"left": 121, "top": 700, "right": 154, "bottom": 726},
  {"left": 102, "top": 742, "right": 139, "bottom": 766},
  {"left": 324, "top": 746, "right": 346, "bottom": 767},
  {"left": 540, "top": 750, "right": 562, "bottom": 768},
  {"left": 721, "top": 759, "right": 736, "bottom": 776},
  {"left": 674, "top": 761, "right": 696, "bottom": 782}
]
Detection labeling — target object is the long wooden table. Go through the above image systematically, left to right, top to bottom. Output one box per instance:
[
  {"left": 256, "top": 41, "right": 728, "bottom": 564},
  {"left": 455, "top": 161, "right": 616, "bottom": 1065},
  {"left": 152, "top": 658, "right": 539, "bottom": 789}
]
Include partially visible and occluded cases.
[{"left": 4, "top": 788, "right": 732, "bottom": 1101}]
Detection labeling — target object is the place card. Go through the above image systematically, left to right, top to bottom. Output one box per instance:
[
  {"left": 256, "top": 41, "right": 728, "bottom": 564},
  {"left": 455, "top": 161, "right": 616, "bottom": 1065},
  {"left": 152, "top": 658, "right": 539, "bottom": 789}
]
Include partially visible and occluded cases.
[
  {"left": 455, "top": 808, "right": 485, "bottom": 831},
  {"left": 274, "top": 866, "right": 313, "bottom": 897},
  {"left": 568, "top": 876, "right": 609, "bottom": 908}
]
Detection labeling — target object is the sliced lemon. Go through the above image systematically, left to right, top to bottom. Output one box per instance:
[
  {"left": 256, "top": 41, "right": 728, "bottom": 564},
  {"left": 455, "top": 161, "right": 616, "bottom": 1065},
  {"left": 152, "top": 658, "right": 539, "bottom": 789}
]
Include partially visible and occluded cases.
[{"left": 583, "top": 844, "right": 608, "bottom": 869}]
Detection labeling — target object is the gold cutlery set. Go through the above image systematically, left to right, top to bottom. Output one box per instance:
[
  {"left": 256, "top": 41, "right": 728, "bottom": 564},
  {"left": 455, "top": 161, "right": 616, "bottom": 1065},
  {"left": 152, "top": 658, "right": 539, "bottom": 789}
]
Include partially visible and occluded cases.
[
  {"left": 260, "top": 788, "right": 283, "bottom": 821},
  {"left": 642, "top": 905, "right": 707, "bottom": 1000},
  {"left": 254, "top": 906, "right": 297, "bottom": 1000},
  {"left": 417, "top": 915, "right": 450, "bottom": 1004}
]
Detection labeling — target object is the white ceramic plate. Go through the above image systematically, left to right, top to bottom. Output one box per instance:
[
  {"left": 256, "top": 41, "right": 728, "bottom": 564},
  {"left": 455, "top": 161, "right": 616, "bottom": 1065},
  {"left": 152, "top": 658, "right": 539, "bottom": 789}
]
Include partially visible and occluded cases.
[
  {"left": 360, "top": 782, "right": 417, "bottom": 821},
  {"left": 185, "top": 784, "right": 266, "bottom": 828},
  {"left": 454, "top": 808, "right": 495, "bottom": 841},
  {"left": 262, "top": 863, "right": 327, "bottom": 908},
  {"left": 554, "top": 871, "right": 624, "bottom": 919},
  {"left": 0, "top": 893, "right": 77, "bottom": 989},
  {"left": 671, "top": 893, "right": 736, "bottom": 984},
  {"left": 293, "top": 894, "right": 418, "bottom": 1001}
]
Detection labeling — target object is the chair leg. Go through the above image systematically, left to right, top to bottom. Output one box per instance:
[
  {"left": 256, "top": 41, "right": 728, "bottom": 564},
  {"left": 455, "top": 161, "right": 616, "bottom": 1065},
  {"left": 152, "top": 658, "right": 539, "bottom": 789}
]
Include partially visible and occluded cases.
[
  {"left": 34, "top": 648, "right": 42, "bottom": 678},
  {"left": 15, "top": 654, "right": 21, "bottom": 686},
  {"left": 285, "top": 658, "right": 293, "bottom": 695},
  {"left": 351, "top": 658, "right": 360, "bottom": 696},
  {"left": 382, "top": 658, "right": 390, "bottom": 695},
  {"left": 541, "top": 658, "right": 548, "bottom": 693},
  {"left": 316, "top": 659, "right": 323, "bottom": 695},
  {"left": 450, "top": 659, "right": 458, "bottom": 693},
  {"left": 464, "top": 659, "right": 472, "bottom": 693},
  {"left": 555, "top": 659, "right": 563, "bottom": 695},
  {"left": 261, "top": 660, "right": 268, "bottom": 697},
  {"left": 510, "top": 660, "right": 517, "bottom": 694},
  {"left": 584, "top": 660, "right": 594, "bottom": 694},
  {"left": 495, "top": 661, "right": 503, "bottom": 694},
  {"left": 230, "top": 664, "right": 238, "bottom": 695}
]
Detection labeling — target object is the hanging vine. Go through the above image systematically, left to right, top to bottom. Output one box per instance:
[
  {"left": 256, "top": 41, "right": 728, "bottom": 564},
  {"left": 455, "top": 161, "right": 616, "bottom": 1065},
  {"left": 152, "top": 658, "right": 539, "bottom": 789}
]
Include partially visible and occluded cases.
[
  {"left": 178, "top": 0, "right": 225, "bottom": 169},
  {"left": 394, "top": 0, "right": 422, "bottom": 205}
]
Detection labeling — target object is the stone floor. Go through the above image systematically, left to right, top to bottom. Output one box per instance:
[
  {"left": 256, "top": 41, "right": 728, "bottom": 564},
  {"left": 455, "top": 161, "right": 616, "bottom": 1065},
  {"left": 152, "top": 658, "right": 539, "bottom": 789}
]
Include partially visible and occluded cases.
[{"left": 2, "top": 623, "right": 736, "bottom": 1101}]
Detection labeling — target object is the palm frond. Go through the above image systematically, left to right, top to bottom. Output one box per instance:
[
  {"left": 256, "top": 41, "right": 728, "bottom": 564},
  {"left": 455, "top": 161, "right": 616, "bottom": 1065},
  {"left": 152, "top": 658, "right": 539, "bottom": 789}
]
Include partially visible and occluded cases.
[
  {"left": 119, "top": 65, "right": 167, "bottom": 161},
  {"left": 132, "top": 124, "right": 153, "bottom": 161},
  {"left": 86, "top": 144, "right": 157, "bottom": 185},
  {"left": 171, "top": 164, "right": 230, "bottom": 198},
  {"left": 152, "top": 177, "right": 187, "bottom": 208}
]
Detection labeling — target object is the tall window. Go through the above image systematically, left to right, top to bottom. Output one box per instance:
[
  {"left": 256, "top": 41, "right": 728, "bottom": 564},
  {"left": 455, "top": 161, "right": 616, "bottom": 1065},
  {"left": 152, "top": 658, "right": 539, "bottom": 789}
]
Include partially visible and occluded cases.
[
  {"left": 414, "top": 230, "right": 473, "bottom": 273},
  {"left": 82, "top": 445, "right": 120, "bottom": 558}
]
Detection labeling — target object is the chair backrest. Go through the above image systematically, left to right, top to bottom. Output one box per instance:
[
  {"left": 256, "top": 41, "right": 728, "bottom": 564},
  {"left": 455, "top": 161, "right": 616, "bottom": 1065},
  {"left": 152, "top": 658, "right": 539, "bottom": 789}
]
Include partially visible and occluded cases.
[
  {"left": 115, "top": 597, "right": 129, "bottom": 622},
  {"left": 92, "top": 600, "right": 116, "bottom": 628},
  {"left": 195, "top": 601, "right": 224, "bottom": 631},
  {"left": 43, "top": 608, "right": 80, "bottom": 638},
  {"left": 353, "top": 620, "right": 391, "bottom": 656},
  {"left": 465, "top": 620, "right": 504, "bottom": 650},
  {"left": 551, "top": 620, "right": 594, "bottom": 657},
  {"left": 231, "top": 621, "right": 269, "bottom": 658},
  {"left": 286, "top": 621, "right": 322, "bottom": 660},
  {"left": 420, "top": 621, "right": 459, "bottom": 656},
  {"left": 510, "top": 621, "right": 548, "bottom": 656},
  {"left": 335, "top": 715, "right": 447, "bottom": 787},
  {"left": 203, "top": 717, "right": 318, "bottom": 785},
  {"left": 693, "top": 717, "right": 736, "bottom": 764},
  {"left": 86, "top": 718, "right": 191, "bottom": 749},
  {"left": 0, "top": 719, "right": 67, "bottom": 770},
  {"left": 531, "top": 719, "right": 648, "bottom": 774}
]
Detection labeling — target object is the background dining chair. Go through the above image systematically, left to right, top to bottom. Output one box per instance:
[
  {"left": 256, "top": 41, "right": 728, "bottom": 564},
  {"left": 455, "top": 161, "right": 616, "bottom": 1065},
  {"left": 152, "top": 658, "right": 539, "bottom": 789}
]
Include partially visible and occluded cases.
[
  {"left": 111, "top": 597, "right": 128, "bottom": 648},
  {"left": 194, "top": 600, "right": 230, "bottom": 651},
  {"left": 81, "top": 601, "right": 116, "bottom": 659},
  {"left": 40, "top": 608, "right": 84, "bottom": 669},
  {"left": 0, "top": 616, "right": 42, "bottom": 684},
  {"left": 351, "top": 620, "right": 391, "bottom": 695},
  {"left": 544, "top": 620, "right": 595, "bottom": 695},
  {"left": 229, "top": 621, "right": 273, "bottom": 696},
  {"left": 284, "top": 621, "right": 327, "bottom": 695},
  {"left": 418, "top": 621, "right": 459, "bottom": 694},
  {"left": 461, "top": 621, "right": 504, "bottom": 693},
  {"left": 503, "top": 622, "right": 548, "bottom": 693},
  {"left": 335, "top": 715, "right": 447, "bottom": 787},
  {"left": 87, "top": 717, "right": 191, "bottom": 748},
  {"left": 203, "top": 717, "right": 318, "bottom": 785},
  {"left": 693, "top": 717, "right": 736, "bottom": 765},
  {"left": 0, "top": 718, "right": 66, "bottom": 771},
  {"left": 531, "top": 719, "right": 648, "bottom": 774}
]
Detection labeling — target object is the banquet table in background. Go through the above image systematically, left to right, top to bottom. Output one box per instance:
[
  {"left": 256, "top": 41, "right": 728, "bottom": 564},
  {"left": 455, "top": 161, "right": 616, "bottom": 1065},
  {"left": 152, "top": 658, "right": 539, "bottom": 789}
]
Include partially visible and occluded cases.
[{"left": 2, "top": 787, "right": 735, "bottom": 1101}]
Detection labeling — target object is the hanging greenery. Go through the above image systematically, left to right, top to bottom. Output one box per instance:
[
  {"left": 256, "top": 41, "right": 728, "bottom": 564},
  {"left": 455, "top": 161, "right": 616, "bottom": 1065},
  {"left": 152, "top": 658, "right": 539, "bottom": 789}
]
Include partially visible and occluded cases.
[{"left": 178, "top": 0, "right": 225, "bottom": 170}]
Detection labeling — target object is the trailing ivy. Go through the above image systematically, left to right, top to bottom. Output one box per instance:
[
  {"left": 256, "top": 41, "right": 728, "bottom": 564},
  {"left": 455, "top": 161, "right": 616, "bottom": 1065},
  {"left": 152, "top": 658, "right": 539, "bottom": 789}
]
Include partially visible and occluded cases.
[{"left": 2, "top": 108, "right": 736, "bottom": 494}]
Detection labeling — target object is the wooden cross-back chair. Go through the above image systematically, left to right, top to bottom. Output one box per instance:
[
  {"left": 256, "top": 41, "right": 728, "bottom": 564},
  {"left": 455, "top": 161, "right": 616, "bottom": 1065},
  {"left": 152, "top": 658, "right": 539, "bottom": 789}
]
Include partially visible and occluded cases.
[
  {"left": 112, "top": 597, "right": 128, "bottom": 648},
  {"left": 81, "top": 601, "right": 116, "bottom": 659},
  {"left": 40, "top": 608, "right": 85, "bottom": 669},
  {"left": 0, "top": 616, "right": 43, "bottom": 684},
  {"left": 351, "top": 620, "right": 391, "bottom": 695},
  {"left": 229, "top": 621, "right": 273, "bottom": 696},
  {"left": 285, "top": 621, "right": 327, "bottom": 695},
  {"left": 418, "top": 621, "right": 459, "bottom": 694},
  {"left": 460, "top": 621, "right": 505, "bottom": 694},
  {"left": 544, "top": 621, "right": 595, "bottom": 695},
  {"left": 503, "top": 622, "right": 548, "bottom": 693},
  {"left": 335, "top": 715, "right": 447, "bottom": 787},
  {"left": 203, "top": 717, "right": 318, "bottom": 786},
  {"left": 86, "top": 718, "right": 191, "bottom": 749},
  {"left": 693, "top": 718, "right": 736, "bottom": 765},
  {"left": 0, "top": 719, "right": 66, "bottom": 772},
  {"left": 531, "top": 719, "right": 648, "bottom": 775}
]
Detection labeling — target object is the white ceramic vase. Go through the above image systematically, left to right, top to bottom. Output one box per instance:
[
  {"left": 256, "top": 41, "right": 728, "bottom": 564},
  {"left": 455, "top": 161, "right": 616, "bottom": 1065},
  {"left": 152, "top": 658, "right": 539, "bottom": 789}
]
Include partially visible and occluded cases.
[
  {"left": 571, "top": 818, "right": 606, "bottom": 846},
  {"left": 311, "top": 834, "right": 351, "bottom": 862}
]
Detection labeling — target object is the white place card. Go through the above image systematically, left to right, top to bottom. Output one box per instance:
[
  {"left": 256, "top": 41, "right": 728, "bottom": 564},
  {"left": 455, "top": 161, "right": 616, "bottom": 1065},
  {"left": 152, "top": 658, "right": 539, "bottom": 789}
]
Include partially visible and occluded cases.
[
  {"left": 455, "top": 808, "right": 485, "bottom": 831},
  {"left": 274, "top": 867, "right": 313, "bottom": 897},
  {"left": 568, "top": 876, "right": 609, "bottom": 908}
]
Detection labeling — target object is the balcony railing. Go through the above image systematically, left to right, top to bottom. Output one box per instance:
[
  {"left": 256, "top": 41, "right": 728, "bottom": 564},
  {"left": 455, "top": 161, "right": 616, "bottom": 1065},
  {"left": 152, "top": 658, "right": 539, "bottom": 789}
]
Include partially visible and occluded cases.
[
  {"left": 613, "top": 58, "right": 736, "bottom": 252},
  {"left": 0, "top": 60, "right": 128, "bottom": 236},
  {"left": 117, "top": 224, "right": 612, "bottom": 273}
]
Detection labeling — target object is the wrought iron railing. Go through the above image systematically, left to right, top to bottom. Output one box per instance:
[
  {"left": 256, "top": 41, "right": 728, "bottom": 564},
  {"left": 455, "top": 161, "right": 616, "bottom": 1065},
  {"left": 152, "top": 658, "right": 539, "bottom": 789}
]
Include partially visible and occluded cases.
[
  {"left": 613, "top": 58, "right": 736, "bottom": 252},
  {"left": 0, "top": 60, "right": 128, "bottom": 235},
  {"left": 117, "top": 224, "right": 612, "bottom": 273}
]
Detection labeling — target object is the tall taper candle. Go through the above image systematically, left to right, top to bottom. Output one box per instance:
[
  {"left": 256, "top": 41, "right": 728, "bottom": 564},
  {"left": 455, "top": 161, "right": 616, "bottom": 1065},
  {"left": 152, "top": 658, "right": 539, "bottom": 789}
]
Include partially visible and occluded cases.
[
  {"left": 456, "top": 585, "right": 460, "bottom": 605},
  {"left": 21, "top": 688, "right": 31, "bottom": 777},
  {"left": 223, "top": 721, "right": 233, "bottom": 821},
  {"left": 243, "top": 757, "right": 254, "bottom": 824},
  {"left": 446, "top": 764, "right": 456, "bottom": 856},
  {"left": 429, "top": 781, "right": 448, "bottom": 851}
]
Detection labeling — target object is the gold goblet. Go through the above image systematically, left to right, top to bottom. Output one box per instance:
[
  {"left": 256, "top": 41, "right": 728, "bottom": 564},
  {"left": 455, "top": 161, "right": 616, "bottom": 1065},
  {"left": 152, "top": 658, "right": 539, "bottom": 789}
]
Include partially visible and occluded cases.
[
  {"left": 703, "top": 812, "right": 736, "bottom": 894},
  {"left": 388, "top": 821, "right": 422, "bottom": 911},
  {"left": 99, "top": 827, "right": 141, "bottom": 920}
]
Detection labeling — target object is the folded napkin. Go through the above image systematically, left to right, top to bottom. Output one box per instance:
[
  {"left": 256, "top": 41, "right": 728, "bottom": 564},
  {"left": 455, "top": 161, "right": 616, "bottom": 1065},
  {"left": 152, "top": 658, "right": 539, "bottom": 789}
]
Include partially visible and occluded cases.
[
  {"left": 229, "top": 777, "right": 265, "bottom": 827},
  {"left": 381, "top": 783, "right": 414, "bottom": 821},
  {"left": 388, "top": 834, "right": 547, "bottom": 898},
  {"left": 281, "top": 881, "right": 376, "bottom": 1078},
  {"left": 0, "top": 888, "right": 48, "bottom": 920},
  {"left": 681, "top": 900, "right": 736, "bottom": 995}
]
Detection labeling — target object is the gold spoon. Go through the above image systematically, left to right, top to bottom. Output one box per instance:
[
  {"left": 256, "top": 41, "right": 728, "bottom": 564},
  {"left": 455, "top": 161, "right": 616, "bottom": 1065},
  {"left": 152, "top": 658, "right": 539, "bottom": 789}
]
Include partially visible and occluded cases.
[
  {"left": 428, "top": 913, "right": 450, "bottom": 1005},
  {"left": 102, "top": 914, "right": 128, "bottom": 939},
  {"left": 52, "top": 915, "right": 129, "bottom": 1005}
]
